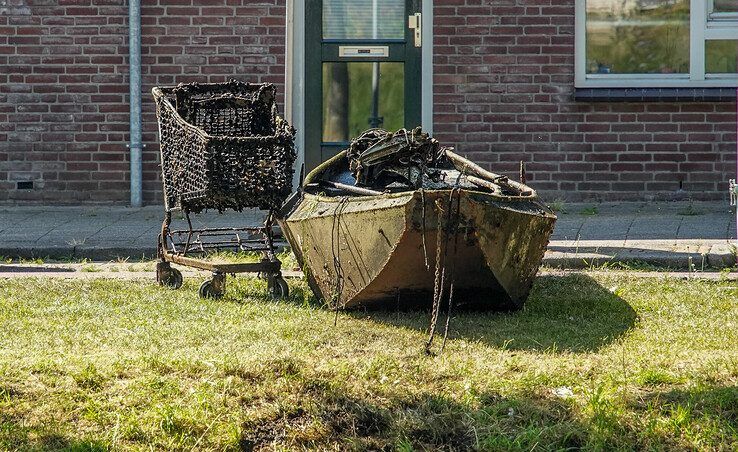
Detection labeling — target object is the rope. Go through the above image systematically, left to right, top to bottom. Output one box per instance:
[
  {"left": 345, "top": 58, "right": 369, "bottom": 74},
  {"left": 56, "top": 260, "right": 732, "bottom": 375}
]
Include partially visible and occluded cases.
[
  {"left": 440, "top": 184, "right": 462, "bottom": 354},
  {"left": 420, "top": 188, "right": 429, "bottom": 270},
  {"left": 330, "top": 197, "right": 349, "bottom": 322},
  {"left": 440, "top": 283, "right": 455, "bottom": 354}
]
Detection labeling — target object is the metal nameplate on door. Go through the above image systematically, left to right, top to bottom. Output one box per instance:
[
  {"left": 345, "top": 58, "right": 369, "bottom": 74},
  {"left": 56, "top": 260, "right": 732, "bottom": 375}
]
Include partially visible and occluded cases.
[{"left": 338, "top": 46, "right": 389, "bottom": 58}]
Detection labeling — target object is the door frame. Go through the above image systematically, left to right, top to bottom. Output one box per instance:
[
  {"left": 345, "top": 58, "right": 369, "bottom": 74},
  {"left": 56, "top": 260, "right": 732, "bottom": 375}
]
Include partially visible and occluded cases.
[{"left": 285, "top": 0, "right": 434, "bottom": 187}]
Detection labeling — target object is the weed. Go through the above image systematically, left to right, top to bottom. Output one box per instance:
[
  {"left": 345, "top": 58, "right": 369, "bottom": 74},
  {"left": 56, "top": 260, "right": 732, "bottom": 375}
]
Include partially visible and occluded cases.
[
  {"left": 549, "top": 199, "right": 567, "bottom": 214},
  {"left": 677, "top": 203, "right": 704, "bottom": 216},
  {"left": 579, "top": 205, "right": 599, "bottom": 216},
  {"left": 592, "top": 260, "right": 666, "bottom": 272},
  {"left": 81, "top": 264, "right": 101, "bottom": 273},
  {"left": 73, "top": 364, "right": 106, "bottom": 390},
  {"left": 637, "top": 369, "right": 680, "bottom": 386}
]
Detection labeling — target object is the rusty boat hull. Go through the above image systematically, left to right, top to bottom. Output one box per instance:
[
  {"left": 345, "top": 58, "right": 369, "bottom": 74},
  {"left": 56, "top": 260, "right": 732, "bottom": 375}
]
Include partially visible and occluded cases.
[{"left": 279, "top": 187, "right": 556, "bottom": 310}]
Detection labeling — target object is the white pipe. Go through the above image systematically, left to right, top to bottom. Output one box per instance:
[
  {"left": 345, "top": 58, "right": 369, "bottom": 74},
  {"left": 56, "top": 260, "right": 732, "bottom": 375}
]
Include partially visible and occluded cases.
[{"left": 129, "top": 0, "right": 142, "bottom": 207}]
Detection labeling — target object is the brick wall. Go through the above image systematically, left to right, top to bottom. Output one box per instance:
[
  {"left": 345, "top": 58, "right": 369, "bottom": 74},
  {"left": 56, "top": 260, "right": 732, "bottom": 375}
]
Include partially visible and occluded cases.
[
  {"left": 0, "top": 0, "right": 285, "bottom": 204},
  {"left": 2, "top": 0, "right": 736, "bottom": 204},
  {"left": 433, "top": 1, "right": 738, "bottom": 201}
]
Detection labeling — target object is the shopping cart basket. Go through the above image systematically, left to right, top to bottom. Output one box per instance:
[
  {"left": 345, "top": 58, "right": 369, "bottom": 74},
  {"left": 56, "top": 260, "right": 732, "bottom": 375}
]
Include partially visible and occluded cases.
[{"left": 152, "top": 80, "right": 296, "bottom": 299}]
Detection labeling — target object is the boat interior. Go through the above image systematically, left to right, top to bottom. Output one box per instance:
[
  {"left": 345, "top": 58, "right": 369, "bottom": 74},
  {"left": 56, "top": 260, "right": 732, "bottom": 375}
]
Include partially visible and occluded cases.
[{"left": 303, "top": 150, "right": 535, "bottom": 199}]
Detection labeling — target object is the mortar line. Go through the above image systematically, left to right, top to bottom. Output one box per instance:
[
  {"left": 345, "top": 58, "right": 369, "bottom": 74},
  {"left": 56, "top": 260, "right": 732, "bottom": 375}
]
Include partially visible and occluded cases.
[
  {"left": 623, "top": 209, "right": 638, "bottom": 246},
  {"left": 726, "top": 209, "right": 734, "bottom": 244},
  {"left": 85, "top": 210, "right": 131, "bottom": 241},
  {"left": 0, "top": 211, "right": 42, "bottom": 235},
  {"left": 674, "top": 215, "right": 683, "bottom": 244},
  {"left": 33, "top": 216, "right": 76, "bottom": 244},
  {"left": 573, "top": 216, "right": 585, "bottom": 246}
]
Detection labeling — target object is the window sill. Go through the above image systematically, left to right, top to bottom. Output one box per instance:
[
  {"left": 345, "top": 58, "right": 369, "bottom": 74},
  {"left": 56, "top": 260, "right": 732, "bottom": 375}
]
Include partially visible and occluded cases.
[{"left": 574, "top": 88, "right": 738, "bottom": 102}]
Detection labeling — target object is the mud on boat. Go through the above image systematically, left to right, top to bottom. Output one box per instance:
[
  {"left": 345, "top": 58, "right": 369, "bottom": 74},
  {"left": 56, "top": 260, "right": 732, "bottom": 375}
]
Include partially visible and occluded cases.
[{"left": 279, "top": 128, "right": 557, "bottom": 311}]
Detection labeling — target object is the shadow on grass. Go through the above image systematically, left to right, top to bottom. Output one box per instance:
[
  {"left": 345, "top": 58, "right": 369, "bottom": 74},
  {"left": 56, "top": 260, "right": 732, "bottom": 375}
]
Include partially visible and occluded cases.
[
  {"left": 349, "top": 273, "right": 638, "bottom": 353},
  {"left": 237, "top": 362, "right": 738, "bottom": 451},
  {"left": 238, "top": 362, "right": 587, "bottom": 451},
  {"left": 631, "top": 384, "right": 738, "bottom": 443},
  {"left": 0, "top": 415, "right": 107, "bottom": 451}
]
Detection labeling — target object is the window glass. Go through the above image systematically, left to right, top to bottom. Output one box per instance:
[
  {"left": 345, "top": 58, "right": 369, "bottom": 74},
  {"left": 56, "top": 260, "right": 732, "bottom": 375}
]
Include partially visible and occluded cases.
[
  {"left": 323, "top": 0, "right": 405, "bottom": 40},
  {"left": 586, "top": 0, "right": 690, "bottom": 74},
  {"left": 714, "top": 0, "right": 738, "bottom": 13},
  {"left": 706, "top": 40, "right": 738, "bottom": 73},
  {"left": 322, "top": 62, "right": 404, "bottom": 143}
]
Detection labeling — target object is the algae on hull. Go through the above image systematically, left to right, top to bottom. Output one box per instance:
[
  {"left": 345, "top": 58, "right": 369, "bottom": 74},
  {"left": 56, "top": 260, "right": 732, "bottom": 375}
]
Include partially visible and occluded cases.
[{"left": 279, "top": 128, "right": 556, "bottom": 310}]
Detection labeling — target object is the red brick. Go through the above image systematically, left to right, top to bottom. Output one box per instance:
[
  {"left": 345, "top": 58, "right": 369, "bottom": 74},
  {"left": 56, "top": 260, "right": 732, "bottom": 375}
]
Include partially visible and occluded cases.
[{"left": 1, "top": 0, "right": 735, "bottom": 204}]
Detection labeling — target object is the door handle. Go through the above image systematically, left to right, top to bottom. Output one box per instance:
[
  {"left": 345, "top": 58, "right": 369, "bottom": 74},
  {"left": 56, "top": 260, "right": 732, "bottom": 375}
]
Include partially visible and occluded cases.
[{"left": 408, "top": 13, "right": 422, "bottom": 47}]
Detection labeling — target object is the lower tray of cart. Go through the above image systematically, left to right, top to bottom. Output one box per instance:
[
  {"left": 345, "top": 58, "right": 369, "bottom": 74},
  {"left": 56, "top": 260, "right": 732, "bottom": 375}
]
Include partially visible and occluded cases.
[
  {"left": 155, "top": 210, "right": 292, "bottom": 299},
  {"left": 156, "top": 251, "right": 293, "bottom": 300}
]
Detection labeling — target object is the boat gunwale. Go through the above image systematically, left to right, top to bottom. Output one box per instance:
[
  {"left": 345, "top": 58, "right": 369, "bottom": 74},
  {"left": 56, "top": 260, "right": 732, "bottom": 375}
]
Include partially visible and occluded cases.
[
  {"left": 303, "top": 149, "right": 547, "bottom": 203},
  {"left": 297, "top": 189, "right": 557, "bottom": 221}
]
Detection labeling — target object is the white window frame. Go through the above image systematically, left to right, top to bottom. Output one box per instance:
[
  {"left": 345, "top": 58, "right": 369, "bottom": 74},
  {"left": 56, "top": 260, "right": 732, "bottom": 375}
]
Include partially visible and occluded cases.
[{"left": 575, "top": 0, "right": 738, "bottom": 88}]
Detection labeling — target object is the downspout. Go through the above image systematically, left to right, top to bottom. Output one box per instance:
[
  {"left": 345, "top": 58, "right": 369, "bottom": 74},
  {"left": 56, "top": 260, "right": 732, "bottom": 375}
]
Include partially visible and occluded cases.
[{"left": 128, "top": 0, "right": 142, "bottom": 207}]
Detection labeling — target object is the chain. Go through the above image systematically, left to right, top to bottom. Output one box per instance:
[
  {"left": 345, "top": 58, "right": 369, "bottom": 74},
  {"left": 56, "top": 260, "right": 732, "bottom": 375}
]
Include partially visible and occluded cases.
[
  {"left": 425, "top": 173, "right": 463, "bottom": 356},
  {"left": 440, "top": 184, "right": 462, "bottom": 354},
  {"left": 425, "top": 197, "right": 446, "bottom": 355}
]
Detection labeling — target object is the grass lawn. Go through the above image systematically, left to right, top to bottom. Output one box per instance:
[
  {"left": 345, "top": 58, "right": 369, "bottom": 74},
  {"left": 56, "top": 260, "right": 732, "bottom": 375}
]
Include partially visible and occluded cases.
[{"left": 1, "top": 272, "right": 737, "bottom": 451}]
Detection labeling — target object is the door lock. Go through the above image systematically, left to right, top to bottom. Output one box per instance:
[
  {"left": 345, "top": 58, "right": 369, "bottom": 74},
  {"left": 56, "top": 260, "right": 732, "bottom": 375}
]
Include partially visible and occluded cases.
[{"left": 408, "top": 13, "right": 422, "bottom": 47}]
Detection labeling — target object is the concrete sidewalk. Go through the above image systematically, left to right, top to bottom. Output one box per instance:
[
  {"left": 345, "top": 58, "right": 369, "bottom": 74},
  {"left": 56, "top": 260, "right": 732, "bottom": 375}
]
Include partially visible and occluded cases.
[
  {"left": 0, "top": 201, "right": 736, "bottom": 269},
  {"left": 547, "top": 202, "right": 736, "bottom": 269}
]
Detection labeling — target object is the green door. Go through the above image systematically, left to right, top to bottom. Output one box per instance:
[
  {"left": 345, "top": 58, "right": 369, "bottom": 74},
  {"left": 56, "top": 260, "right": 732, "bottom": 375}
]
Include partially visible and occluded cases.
[{"left": 304, "top": 0, "right": 423, "bottom": 171}]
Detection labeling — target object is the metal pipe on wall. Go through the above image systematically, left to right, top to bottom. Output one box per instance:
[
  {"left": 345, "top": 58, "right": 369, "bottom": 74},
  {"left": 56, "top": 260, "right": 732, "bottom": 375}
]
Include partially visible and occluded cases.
[{"left": 129, "top": 0, "right": 143, "bottom": 207}]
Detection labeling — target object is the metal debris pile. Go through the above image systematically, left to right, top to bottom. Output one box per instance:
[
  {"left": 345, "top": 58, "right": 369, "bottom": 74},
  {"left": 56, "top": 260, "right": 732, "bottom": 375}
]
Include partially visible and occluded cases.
[
  {"left": 153, "top": 80, "right": 296, "bottom": 213},
  {"left": 344, "top": 127, "right": 524, "bottom": 196},
  {"left": 347, "top": 127, "right": 447, "bottom": 190}
]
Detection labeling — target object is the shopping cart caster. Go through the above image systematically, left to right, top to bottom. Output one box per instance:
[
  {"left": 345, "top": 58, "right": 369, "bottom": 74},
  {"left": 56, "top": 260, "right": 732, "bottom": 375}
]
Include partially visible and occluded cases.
[
  {"left": 157, "top": 262, "right": 183, "bottom": 289},
  {"left": 199, "top": 272, "right": 225, "bottom": 299},
  {"left": 268, "top": 274, "right": 289, "bottom": 299}
]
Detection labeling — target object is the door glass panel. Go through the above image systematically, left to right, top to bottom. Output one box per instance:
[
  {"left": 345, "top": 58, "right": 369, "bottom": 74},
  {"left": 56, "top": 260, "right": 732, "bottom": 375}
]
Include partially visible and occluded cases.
[
  {"left": 323, "top": 0, "right": 405, "bottom": 40},
  {"left": 585, "top": 0, "right": 690, "bottom": 74},
  {"left": 706, "top": 40, "right": 738, "bottom": 73},
  {"left": 322, "top": 62, "right": 404, "bottom": 142}
]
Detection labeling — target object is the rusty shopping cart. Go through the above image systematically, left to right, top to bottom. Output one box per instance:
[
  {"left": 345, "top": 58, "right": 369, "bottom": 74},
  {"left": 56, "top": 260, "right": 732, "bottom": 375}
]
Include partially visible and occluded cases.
[{"left": 152, "top": 80, "right": 296, "bottom": 299}]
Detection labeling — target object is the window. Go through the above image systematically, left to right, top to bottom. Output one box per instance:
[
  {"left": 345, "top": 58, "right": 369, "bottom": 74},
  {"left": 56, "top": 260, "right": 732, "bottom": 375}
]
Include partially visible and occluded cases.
[
  {"left": 323, "top": 0, "right": 405, "bottom": 40},
  {"left": 576, "top": 0, "right": 738, "bottom": 87},
  {"left": 712, "top": 0, "right": 738, "bottom": 14}
]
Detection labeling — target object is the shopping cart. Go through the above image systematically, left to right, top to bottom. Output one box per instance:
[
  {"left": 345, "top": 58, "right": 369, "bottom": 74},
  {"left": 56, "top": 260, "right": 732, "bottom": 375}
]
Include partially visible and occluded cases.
[{"left": 152, "top": 80, "right": 296, "bottom": 299}]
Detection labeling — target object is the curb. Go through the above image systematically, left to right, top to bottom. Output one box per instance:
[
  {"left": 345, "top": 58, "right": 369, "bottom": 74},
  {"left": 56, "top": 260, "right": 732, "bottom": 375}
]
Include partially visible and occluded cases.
[
  {"left": 0, "top": 246, "right": 156, "bottom": 261},
  {"left": 2, "top": 246, "right": 736, "bottom": 270},
  {"left": 543, "top": 248, "right": 737, "bottom": 270}
]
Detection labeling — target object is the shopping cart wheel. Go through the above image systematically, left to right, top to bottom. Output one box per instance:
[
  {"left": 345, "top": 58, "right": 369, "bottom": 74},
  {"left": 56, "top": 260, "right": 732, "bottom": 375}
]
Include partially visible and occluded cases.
[
  {"left": 157, "top": 263, "right": 183, "bottom": 290},
  {"left": 199, "top": 272, "right": 225, "bottom": 299},
  {"left": 268, "top": 275, "right": 289, "bottom": 299}
]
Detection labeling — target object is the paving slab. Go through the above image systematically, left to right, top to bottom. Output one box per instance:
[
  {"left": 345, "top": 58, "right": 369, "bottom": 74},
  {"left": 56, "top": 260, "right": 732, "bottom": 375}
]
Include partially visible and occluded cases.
[{"left": 579, "top": 217, "right": 632, "bottom": 241}]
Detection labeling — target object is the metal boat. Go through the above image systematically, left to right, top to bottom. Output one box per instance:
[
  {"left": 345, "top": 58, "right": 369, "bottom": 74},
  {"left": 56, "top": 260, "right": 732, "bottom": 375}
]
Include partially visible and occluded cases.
[{"left": 279, "top": 129, "right": 557, "bottom": 310}]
